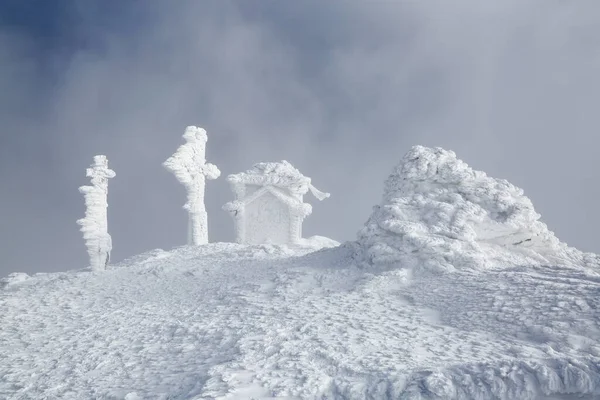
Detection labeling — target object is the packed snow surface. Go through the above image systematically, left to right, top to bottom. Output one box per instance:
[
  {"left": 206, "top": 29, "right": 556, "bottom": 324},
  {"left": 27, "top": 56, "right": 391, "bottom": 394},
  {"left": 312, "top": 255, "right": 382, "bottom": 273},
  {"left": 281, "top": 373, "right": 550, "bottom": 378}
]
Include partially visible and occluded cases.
[
  {"left": 163, "top": 126, "right": 220, "bottom": 246},
  {"left": 2, "top": 146, "right": 600, "bottom": 399}
]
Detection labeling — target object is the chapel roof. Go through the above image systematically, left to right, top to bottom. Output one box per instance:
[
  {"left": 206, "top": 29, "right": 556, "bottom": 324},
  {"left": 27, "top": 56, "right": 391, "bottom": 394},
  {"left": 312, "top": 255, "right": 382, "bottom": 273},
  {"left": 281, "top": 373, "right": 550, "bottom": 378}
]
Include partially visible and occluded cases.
[{"left": 227, "top": 160, "right": 311, "bottom": 189}]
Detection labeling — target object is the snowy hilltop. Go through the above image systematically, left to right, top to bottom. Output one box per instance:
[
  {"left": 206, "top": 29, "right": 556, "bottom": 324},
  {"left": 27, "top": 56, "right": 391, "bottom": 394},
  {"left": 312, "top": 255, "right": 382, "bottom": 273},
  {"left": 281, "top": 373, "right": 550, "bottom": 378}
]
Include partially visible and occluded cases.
[{"left": 1, "top": 146, "right": 599, "bottom": 400}]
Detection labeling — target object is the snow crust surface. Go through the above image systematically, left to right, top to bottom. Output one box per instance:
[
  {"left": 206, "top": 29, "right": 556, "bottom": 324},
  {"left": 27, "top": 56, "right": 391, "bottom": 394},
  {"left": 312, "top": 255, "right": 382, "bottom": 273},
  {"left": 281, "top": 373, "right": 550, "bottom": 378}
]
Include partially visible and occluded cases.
[{"left": 2, "top": 146, "right": 599, "bottom": 400}]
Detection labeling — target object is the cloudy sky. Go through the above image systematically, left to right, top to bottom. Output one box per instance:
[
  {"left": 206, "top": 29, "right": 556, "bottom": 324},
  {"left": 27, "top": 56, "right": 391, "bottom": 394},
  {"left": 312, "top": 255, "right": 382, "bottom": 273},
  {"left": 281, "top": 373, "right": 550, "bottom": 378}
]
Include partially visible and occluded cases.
[{"left": 1, "top": 0, "right": 599, "bottom": 276}]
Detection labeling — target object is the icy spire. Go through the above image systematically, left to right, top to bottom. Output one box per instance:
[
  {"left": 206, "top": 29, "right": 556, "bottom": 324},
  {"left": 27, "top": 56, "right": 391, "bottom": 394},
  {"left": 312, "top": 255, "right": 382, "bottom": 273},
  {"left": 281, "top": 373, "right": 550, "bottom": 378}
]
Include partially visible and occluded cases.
[
  {"left": 164, "top": 126, "right": 221, "bottom": 245},
  {"left": 77, "top": 155, "right": 116, "bottom": 271}
]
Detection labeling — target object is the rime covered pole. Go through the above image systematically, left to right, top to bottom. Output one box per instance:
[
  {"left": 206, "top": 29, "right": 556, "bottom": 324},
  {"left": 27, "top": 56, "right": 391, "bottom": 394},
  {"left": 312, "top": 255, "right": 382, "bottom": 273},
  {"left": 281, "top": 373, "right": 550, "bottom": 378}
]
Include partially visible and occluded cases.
[
  {"left": 164, "top": 126, "right": 220, "bottom": 245},
  {"left": 77, "top": 155, "right": 116, "bottom": 271}
]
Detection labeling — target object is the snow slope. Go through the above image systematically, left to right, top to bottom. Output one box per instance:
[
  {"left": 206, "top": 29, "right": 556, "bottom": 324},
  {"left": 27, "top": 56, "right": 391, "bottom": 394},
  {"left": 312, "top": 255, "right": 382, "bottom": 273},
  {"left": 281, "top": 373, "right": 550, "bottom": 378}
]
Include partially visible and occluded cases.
[{"left": 1, "top": 146, "right": 599, "bottom": 400}]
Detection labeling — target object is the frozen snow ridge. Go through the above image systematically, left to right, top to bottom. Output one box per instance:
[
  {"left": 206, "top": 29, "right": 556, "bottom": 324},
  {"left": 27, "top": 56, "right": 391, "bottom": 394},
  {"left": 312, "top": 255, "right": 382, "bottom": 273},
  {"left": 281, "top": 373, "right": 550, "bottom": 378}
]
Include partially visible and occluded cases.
[{"left": 357, "top": 146, "right": 573, "bottom": 272}]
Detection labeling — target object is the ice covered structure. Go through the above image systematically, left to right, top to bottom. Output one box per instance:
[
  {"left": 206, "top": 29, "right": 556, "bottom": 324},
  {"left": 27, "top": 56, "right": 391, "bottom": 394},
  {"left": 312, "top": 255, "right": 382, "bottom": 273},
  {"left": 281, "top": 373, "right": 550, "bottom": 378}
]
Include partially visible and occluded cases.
[
  {"left": 164, "top": 126, "right": 220, "bottom": 246},
  {"left": 357, "top": 146, "right": 564, "bottom": 272},
  {"left": 77, "top": 155, "right": 116, "bottom": 271},
  {"left": 223, "top": 161, "right": 330, "bottom": 245}
]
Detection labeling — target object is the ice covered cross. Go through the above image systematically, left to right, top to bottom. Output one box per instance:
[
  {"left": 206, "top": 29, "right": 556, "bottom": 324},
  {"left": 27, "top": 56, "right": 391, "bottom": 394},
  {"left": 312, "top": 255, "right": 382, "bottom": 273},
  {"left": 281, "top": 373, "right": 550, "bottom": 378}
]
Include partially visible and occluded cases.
[
  {"left": 164, "top": 126, "right": 221, "bottom": 245},
  {"left": 77, "top": 155, "right": 116, "bottom": 271}
]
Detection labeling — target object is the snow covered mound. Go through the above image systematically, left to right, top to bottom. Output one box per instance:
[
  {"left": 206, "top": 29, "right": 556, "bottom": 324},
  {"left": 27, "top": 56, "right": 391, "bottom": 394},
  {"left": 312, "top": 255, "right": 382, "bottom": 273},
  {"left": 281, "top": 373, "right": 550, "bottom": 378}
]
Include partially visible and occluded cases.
[{"left": 357, "top": 146, "right": 575, "bottom": 272}]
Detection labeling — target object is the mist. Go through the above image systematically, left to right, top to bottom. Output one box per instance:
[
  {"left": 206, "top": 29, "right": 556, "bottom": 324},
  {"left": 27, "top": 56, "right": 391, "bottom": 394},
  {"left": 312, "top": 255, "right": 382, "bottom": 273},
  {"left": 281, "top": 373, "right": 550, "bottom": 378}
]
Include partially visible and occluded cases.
[{"left": 1, "top": 0, "right": 599, "bottom": 276}]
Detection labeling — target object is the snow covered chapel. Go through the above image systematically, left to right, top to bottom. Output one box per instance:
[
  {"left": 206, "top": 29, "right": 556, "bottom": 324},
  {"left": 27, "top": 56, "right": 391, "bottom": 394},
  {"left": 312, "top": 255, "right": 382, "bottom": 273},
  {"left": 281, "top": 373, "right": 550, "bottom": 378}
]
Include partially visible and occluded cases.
[{"left": 223, "top": 161, "right": 330, "bottom": 245}]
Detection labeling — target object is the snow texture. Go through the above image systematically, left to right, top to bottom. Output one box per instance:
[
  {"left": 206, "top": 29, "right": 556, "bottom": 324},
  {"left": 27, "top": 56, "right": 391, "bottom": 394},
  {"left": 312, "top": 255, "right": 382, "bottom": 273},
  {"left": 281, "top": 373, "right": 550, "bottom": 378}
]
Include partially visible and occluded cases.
[
  {"left": 164, "top": 126, "right": 220, "bottom": 246},
  {"left": 2, "top": 146, "right": 599, "bottom": 400},
  {"left": 76, "top": 155, "right": 115, "bottom": 271},
  {"left": 224, "top": 161, "right": 329, "bottom": 245},
  {"left": 0, "top": 241, "right": 598, "bottom": 400}
]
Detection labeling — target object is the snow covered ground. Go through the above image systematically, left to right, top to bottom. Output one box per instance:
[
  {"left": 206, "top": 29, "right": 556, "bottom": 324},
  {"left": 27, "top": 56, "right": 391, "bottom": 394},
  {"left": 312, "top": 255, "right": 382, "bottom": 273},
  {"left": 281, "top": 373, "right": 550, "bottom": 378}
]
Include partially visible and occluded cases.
[
  {"left": 1, "top": 146, "right": 599, "bottom": 399},
  {"left": 1, "top": 242, "right": 598, "bottom": 399}
]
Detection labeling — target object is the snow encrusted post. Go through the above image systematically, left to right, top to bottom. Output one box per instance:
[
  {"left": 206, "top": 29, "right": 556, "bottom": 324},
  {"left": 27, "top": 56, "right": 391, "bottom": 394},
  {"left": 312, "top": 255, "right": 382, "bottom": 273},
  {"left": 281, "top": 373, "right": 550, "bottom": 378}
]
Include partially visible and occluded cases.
[
  {"left": 164, "top": 126, "right": 221, "bottom": 245},
  {"left": 77, "top": 155, "right": 116, "bottom": 271}
]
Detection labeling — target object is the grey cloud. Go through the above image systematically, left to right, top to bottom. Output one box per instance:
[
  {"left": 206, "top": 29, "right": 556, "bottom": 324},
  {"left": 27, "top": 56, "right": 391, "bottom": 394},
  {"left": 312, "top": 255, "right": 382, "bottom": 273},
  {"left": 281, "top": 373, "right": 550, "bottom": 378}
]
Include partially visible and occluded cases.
[{"left": 1, "top": 0, "right": 599, "bottom": 276}]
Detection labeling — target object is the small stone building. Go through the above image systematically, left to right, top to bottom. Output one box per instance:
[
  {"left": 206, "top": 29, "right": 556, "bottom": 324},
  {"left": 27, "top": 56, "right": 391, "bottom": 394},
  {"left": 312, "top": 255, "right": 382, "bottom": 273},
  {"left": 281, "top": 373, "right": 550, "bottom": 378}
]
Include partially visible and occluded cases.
[{"left": 223, "top": 161, "right": 329, "bottom": 245}]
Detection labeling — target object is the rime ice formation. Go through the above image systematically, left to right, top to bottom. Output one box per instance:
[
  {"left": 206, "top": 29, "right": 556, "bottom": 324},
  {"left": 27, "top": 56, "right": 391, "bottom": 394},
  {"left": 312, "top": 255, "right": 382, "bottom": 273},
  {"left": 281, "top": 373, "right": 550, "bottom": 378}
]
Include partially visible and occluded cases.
[
  {"left": 164, "top": 126, "right": 220, "bottom": 246},
  {"left": 357, "top": 146, "right": 565, "bottom": 272},
  {"left": 76, "top": 155, "right": 116, "bottom": 271},
  {"left": 223, "top": 161, "right": 330, "bottom": 245}
]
